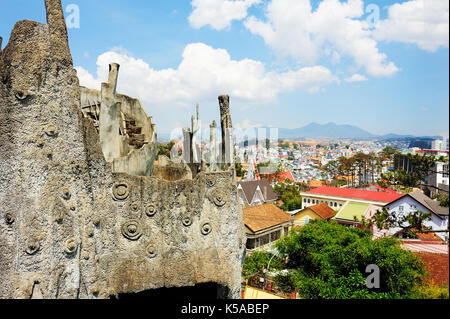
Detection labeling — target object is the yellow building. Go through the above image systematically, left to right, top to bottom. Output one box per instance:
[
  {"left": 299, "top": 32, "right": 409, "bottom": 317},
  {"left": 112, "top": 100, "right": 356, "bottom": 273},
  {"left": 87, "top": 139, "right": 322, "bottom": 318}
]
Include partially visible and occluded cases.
[{"left": 292, "top": 203, "right": 336, "bottom": 227}]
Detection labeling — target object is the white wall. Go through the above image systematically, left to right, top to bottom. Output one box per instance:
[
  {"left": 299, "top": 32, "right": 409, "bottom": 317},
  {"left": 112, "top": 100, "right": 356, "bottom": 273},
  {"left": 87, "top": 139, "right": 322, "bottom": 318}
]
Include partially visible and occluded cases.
[{"left": 386, "top": 196, "right": 448, "bottom": 242}]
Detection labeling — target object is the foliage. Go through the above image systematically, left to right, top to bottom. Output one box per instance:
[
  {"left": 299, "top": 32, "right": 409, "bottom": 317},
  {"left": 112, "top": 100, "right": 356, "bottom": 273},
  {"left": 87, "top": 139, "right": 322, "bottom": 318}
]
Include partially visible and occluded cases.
[
  {"left": 157, "top": 141, "right": 175, "bottom": 158},
  {"left": 380, "top": 147, "right": 400, "bottom": 160},
  {"left": 379, "top": 153, "right": 448, "bottom": 192},
  {"left": 235, "top": 162, "right": 246, "bottom": 178},
  {"left": 273, "top": 180, "right": 303, "bottom": 212},
  {"left": 433, "top": 193, "right": 449, "bottom": 207},
  {"left": 361, "top": 207, "right": 432, "bottom": 238},
  {"left": 274, "top": 220, "right": 426, "bottom": 299},
  {"left": 242, "top": 251, "right": 283, "bottom": 279},
  {"left": 274, "top": 270, "right": 301, "bottom": 293},
  {"left": 413, "top": 281, "right": 449, "bottom": 299}
]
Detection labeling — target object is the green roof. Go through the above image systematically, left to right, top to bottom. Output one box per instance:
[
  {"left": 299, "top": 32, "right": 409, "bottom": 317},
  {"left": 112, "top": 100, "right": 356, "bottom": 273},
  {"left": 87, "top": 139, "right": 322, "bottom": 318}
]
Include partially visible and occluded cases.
[{"left": 335, "top": 202, "right": 370, "bottom": 221}]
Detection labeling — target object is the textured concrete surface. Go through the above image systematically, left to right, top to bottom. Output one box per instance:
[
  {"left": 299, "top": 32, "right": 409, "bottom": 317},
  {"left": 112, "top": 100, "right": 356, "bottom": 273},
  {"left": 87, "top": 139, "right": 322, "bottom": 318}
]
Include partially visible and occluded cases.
[{"left": 0, "top": 0, "right": 245, "bottom": 299}]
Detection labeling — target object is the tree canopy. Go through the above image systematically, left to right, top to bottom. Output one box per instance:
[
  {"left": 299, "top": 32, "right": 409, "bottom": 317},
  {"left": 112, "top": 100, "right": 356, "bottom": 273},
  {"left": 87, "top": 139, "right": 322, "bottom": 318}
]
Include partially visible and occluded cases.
[{"left": 273, "top": 220, "right": 426, "bottom": 299}]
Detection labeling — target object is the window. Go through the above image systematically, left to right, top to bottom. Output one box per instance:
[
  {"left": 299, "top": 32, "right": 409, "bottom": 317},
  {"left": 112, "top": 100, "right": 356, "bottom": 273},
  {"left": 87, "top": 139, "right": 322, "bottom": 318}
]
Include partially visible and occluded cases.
[
  {"left": 443, "top": 164, "right": 449, "bottom": 178},
  {"left": 308, "top": 199, "right": 311, "bottom": 204},
  {"left": 334, "top": 202, "right": 337, "bottom": 207},
  {"left": 399, "top": 205, "right": 404, "bottom": 212},
  {"left": 271, "top": 230, "right": 281, "bottom": 242},
  {"left": 246, "top": 238, "right": 256, "bottom": 250}
]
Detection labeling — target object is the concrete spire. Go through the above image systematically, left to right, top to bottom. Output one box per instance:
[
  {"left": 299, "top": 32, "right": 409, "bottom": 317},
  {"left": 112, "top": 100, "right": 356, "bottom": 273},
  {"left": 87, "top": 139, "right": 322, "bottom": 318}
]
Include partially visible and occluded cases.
[{"left": 45, "top": 0, "right": 73, "bottom": 66}]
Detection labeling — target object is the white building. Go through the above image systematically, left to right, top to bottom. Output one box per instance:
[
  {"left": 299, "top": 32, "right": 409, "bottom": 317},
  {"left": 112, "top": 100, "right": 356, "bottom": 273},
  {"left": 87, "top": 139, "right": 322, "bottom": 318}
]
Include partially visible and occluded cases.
[
  {"left": 431, "top": 139, "right": 445, "bottom": 151},
  {"left": 383, "top": 191, "right": 449, "bottom": 242}
]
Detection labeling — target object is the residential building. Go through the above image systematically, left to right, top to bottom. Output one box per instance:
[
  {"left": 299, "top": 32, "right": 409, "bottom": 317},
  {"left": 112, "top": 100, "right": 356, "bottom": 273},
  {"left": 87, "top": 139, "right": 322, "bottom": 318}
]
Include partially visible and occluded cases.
[
  {"left": 237, "top": 180, "right": 277, "bottom": 207},
  {"left": 300, "top": 186, "right": 403, "bottom": 210},
  {"left": 382, "top": 191, "right": 449, "bottom": 242},
  {"left": 334, "top": 202, "right": 381, "bottom": 228},
  {"left": 243, "top": 203, "right": 292, "bottom": 251},
  {"left": 292, "top": 203, "right": 336, "bottom": 227}
]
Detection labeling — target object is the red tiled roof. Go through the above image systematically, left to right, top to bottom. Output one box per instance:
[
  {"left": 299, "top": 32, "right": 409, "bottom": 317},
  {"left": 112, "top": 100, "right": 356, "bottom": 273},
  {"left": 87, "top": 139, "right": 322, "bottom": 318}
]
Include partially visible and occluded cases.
[
  {"left": 261, "top": 171, "right": 295, "bottom": 183},
  {"left": 373, "top": 184, "right": 398, "bottom": 193},
  {"left": 303, "top": 186, "right": 403, "bottom": 203},
  {"left": 308, "top": 203, "right": 336, "bottom": 220}
]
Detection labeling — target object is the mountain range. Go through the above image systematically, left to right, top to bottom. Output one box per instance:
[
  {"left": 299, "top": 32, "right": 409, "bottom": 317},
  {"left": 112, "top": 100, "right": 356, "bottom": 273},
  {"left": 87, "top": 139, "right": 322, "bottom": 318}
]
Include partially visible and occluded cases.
[
  {"left": 157, "top": 122, "right": 442, "bottom": 141},
  {"left": 278, "top": 122, "right": 442, "bottom": 140}
]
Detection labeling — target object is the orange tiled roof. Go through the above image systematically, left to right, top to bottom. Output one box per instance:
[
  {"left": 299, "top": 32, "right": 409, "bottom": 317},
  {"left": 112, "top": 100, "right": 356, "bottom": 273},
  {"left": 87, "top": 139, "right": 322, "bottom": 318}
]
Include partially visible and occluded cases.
[
  {"left": 243, "top": 203, "right": 291, "bottom": 233},
  {"left": 308, "top": 203, "right": 336, "bottom": 220}
]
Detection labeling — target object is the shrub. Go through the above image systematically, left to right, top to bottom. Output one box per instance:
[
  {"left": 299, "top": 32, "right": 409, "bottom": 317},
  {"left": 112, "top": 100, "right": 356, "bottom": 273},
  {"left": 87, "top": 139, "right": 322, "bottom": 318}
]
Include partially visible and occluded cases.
[{"left": 275, "top": 220, "right": 426, "bottom": 299}]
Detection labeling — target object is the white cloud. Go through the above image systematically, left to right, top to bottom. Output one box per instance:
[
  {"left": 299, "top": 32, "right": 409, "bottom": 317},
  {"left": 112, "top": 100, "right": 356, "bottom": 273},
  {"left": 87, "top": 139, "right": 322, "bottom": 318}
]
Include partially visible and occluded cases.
[
  {"left": 189, "top": 0, "right": 261, "bottom": 30},
  {"left": 244, "top": 0, "right": 398, "bottom": 77},
  {"left": 374, "top": 0, "right": 449, "bottom": 52},
  {"left": 76, "top": 43, "right": 337, "bottom": 109},
  {"left": 344, "top": 73, "right": 368, "bottom": 82},
  {"left": 234, "top": 119, "right": 263, "bottom": 129}
]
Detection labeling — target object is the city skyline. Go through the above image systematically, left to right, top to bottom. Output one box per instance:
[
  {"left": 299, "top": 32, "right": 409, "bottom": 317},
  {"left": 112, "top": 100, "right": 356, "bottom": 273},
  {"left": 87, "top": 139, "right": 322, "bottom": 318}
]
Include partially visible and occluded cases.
[{"left": 0, "top": 0, "right": 448, "bottom": 137}]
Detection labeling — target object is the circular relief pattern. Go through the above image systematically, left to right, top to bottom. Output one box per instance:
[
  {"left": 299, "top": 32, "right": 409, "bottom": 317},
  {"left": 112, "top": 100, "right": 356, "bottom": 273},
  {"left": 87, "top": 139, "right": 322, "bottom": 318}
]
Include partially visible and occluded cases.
[
  {"left": 14, "top": 88, "right": 29, "bottom": 100},
  {"left": 45, "top": 123, "right": 59, "bottom": 137},
  {"left": 206, "top": 176, "right": 216, "bottom": 188},
  {"left": 112, "top": 182, "right": 129, "bottom": 201},
  {"left": 60, "top": 186, "right": 71, "bottom": 200},
  {"left": 212, "top": 190, "right": 227, "bottom": 207},
  {"left": 130, "top": 202, "right": 140, "bottom": 213},
  {"left": 146, "top": 204, "right": 156, "bottom": 217},
  {"left": 5, "top": 212, "right": 14, "bottom": 225},
  {"left": 182, "top": 216, "right": 193, "bottom": 227},
  {"left": 121, "top": 220, "right": 142, "bottom": 241},
  {"left": 201, "top": 223, "right": 212, "bottom": 236},
  {"left": 25, "top": 238, "right": 40, "bottom": 255},
  {"left": 64, "top": 238, "right": 78, "bottom": 255},
  {"left": 146, "top": 244, "right": 158, "bottom": 258}
]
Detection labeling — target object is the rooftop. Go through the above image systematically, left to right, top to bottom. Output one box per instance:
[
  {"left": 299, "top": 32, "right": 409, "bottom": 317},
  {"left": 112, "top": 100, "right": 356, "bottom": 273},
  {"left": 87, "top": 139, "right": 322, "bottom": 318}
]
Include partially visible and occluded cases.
[
  {"left": 303, "top": 186, "right": 403, "bottom": 203},
  {"left": 335, "top": 201, "right": 370, "bottom": 221},
  {"left": 243, "top": 203, "right": 292, "bottom": 233},
  {"left": 307, "top": 203, "right": 336, "bottom": 220}
]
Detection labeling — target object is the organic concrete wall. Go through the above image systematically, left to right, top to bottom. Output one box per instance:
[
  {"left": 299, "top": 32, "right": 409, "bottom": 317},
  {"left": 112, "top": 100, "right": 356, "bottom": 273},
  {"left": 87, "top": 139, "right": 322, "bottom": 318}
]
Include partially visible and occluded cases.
[{"left": 0, "top": 0, "right": 245, "bottom": 299}]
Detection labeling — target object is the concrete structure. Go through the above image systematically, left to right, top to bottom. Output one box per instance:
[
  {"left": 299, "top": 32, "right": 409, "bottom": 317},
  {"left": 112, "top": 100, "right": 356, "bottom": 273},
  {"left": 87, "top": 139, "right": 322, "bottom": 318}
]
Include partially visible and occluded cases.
[
  {"left": 0, "top": 0, "right": 245, "bottom": 299},
  {"left": 431, "top": 139, "right": 445, "bottom": 151}
]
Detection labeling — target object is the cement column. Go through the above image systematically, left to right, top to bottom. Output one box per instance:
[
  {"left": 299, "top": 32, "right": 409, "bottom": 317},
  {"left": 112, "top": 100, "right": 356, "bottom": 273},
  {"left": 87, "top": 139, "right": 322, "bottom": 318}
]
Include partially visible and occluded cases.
[
  {"left": 99, "top": 63, "right": 122, "bottom": 162},
  {"left": 219, "top": 95, "right": 234, "bottom": 168},
  {"left": 210, "top": 120, "right": 217, "bottom": 172}
]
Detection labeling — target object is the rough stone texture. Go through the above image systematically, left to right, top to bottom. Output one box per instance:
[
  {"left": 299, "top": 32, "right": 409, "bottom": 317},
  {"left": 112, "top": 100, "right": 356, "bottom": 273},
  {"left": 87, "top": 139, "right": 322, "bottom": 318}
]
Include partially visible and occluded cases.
[{"left": 0, "top": 0, "right": 245, "bottom": 299}]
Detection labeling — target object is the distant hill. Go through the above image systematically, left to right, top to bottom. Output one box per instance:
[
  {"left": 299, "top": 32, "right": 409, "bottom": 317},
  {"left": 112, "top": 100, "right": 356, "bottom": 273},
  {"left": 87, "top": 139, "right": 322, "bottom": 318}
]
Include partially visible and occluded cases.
[
  {"left": 279, "top": 122, "right": 375, "bottom": 139},
  {"left": 157, "top": 123, "right": 443, "bottom": 141}
]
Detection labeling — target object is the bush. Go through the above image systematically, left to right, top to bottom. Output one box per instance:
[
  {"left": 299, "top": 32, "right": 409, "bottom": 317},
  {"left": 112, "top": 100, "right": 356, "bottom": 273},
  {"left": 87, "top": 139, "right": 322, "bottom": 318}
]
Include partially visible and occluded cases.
[
  {"left": 275, "top": 220, "right": 426, "bottom": 299},
  {"left": 242, "top": 251, "right": 283, "bottom": 279},
  {"left": 413, "top": 282, "right": 449, "bottom": 299}
]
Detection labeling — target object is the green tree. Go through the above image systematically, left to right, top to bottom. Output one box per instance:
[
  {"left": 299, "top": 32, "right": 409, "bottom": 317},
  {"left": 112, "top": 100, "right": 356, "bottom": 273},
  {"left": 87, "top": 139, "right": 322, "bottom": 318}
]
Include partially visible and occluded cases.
[
  {"left": 157, "top": 141, "right": 175, "bottom": 158},
  {"left": 235, "top": 162, "right": 246, "bottom": 179},
  {"left": 273, "top": 180, "right": 303, "bottom": 211},
  {"left": 274, "top": 220, "right": 426, "bottom": 299},
  {"left": 242, "top": 251, "right": 283, "bottom": 279}
]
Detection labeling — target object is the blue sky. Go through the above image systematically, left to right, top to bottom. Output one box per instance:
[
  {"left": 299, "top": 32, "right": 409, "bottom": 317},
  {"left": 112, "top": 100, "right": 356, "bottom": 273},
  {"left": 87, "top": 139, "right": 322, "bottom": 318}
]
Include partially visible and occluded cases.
[{"left": 0, "top": 0, "right": 448, "bottom": 137}]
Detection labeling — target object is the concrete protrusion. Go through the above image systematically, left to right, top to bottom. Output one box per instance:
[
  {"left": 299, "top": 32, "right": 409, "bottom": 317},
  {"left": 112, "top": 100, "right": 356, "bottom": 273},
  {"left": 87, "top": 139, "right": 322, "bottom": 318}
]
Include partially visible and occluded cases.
[
  {"left": 45, "top": 0, "right": 72, "bottom": 66},
  {"left": 99, "top": 63, "right": 122, "bottom": 162},
  {"left": 108, "top": 63, "right": 120, "bottom": 94},
  {"left": 219, "top": 95, "right": 234, "bottom": 168},
  {"left": 210, "top": 120, "right": 217, "bottom": 172}
]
